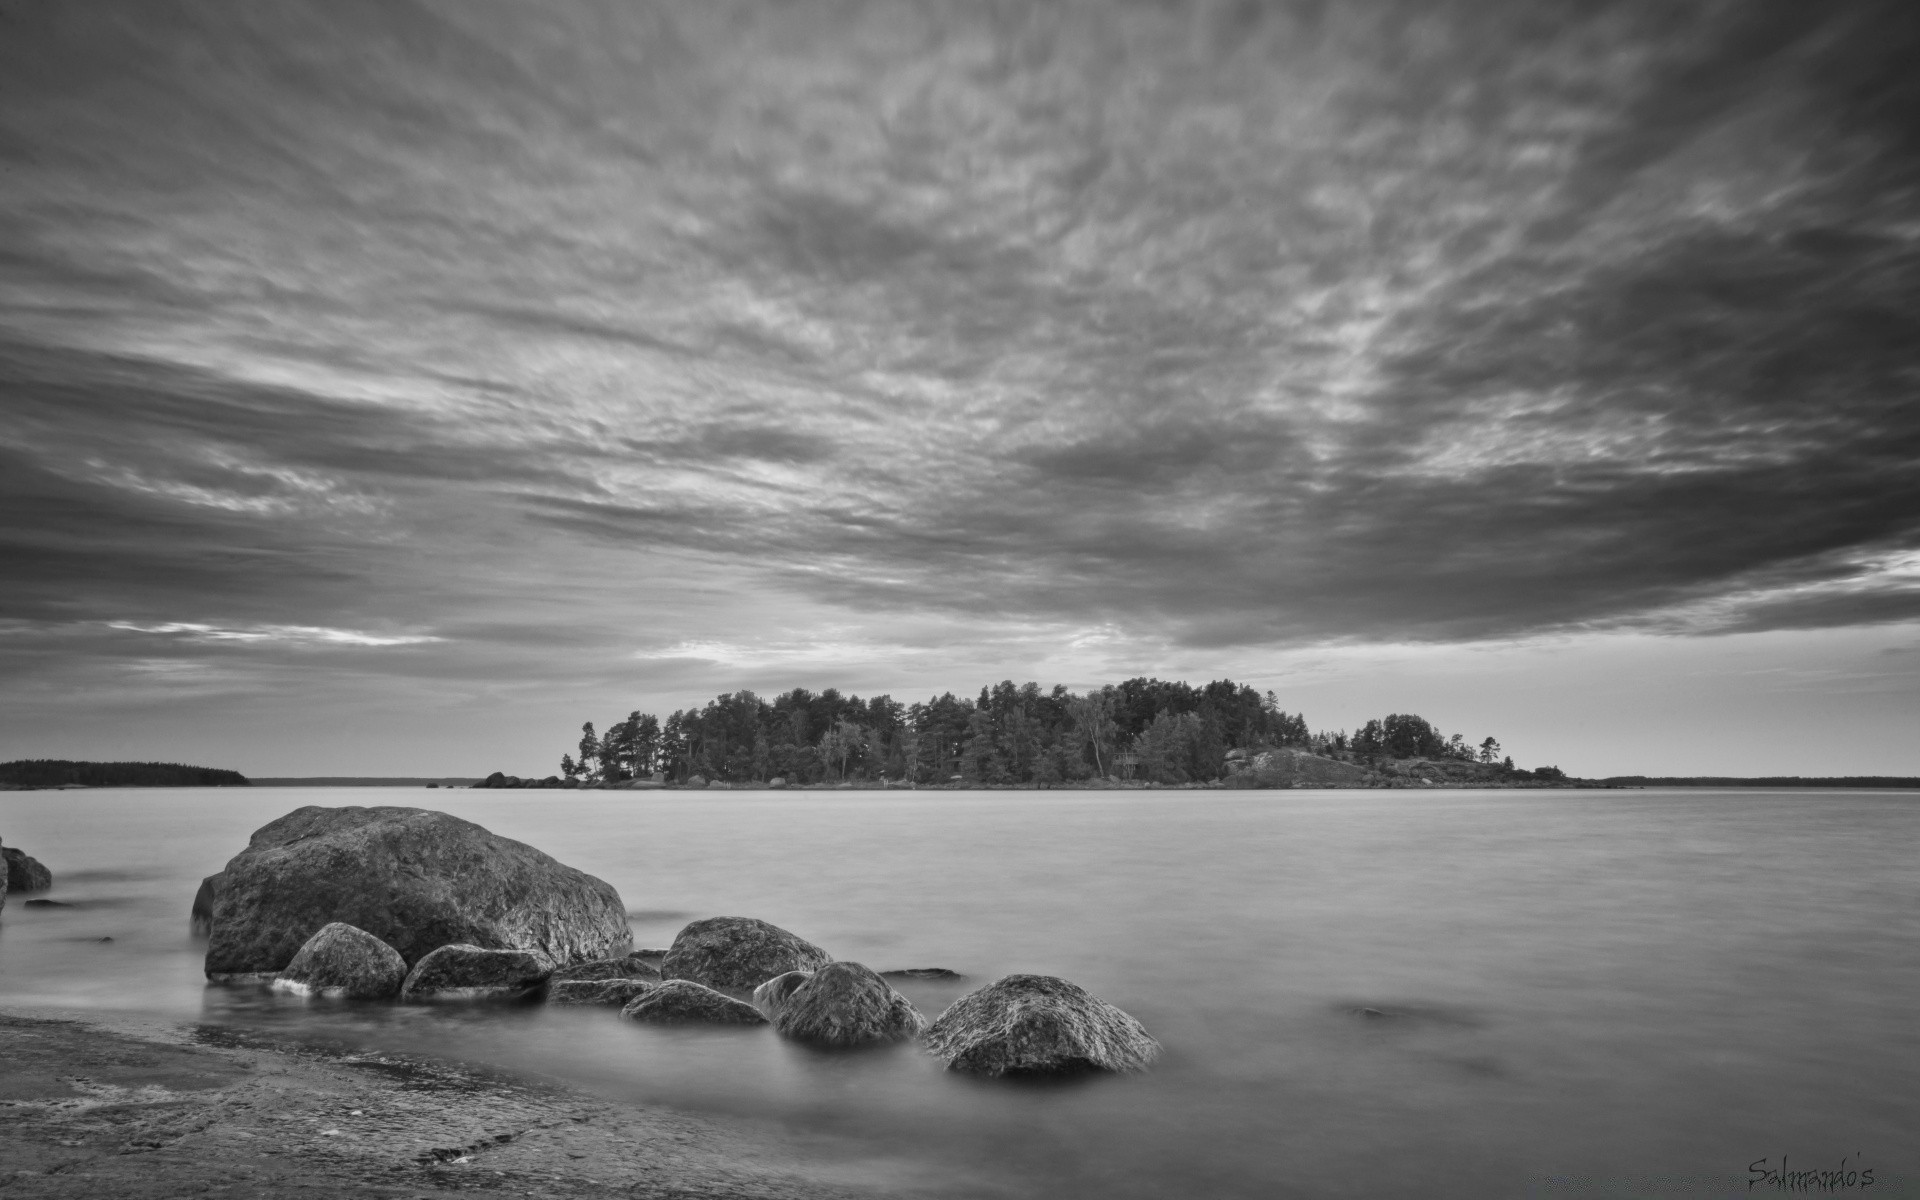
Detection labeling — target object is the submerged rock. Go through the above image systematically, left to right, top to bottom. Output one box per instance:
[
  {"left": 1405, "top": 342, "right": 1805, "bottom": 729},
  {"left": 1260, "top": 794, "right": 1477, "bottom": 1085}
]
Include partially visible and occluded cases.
[
  {"left": 202, "top": 806, "right": 630, "bottom": 980},
  {"left": 3, "top": 845, "right": 53, "bottom": 893},
  {"left": 191, "top": 872, "right": 224, "bottom": 936},
  {"left": 662, "top": 917, "right": 831, "bottom": 990},
  {"left": 273, "top": 922, "right": 408, "bottom": 1000},
  {"left": 401, "top": 944, "right": 553, "bottom": 1002},
  {"left": 551, "top": 953, "right": 662, "bottom": 983},
  {"left": 767, "top": 962, "right": 925, "bottom": 1047},
  {"left": 881, "top": 967, "right": 964, "bottom": 981},
  {"left": 751, "top": 970, "right": 812, "bottom": 1018},
  {"left": 923, "top": 974, "right": 1160, "bottom": 1077},
  {"left": 549, "top": 978, "right": 657, "bottom": 1007},
  {"left": 620, "top": 979, "right": 768, "bottom": 1026}
]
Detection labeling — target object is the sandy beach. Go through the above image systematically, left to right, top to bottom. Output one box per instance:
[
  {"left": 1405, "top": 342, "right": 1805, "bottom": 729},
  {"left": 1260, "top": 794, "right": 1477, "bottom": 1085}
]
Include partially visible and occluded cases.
[{"left": 0, "top": 1008, "right": 915, "bottom": 1200}]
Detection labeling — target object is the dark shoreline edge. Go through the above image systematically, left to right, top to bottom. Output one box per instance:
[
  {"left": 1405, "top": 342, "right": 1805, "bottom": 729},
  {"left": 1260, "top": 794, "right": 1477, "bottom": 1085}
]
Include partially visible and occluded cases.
[{"left": 0, "top": 1004, "right": 916, "bottom": 1199}]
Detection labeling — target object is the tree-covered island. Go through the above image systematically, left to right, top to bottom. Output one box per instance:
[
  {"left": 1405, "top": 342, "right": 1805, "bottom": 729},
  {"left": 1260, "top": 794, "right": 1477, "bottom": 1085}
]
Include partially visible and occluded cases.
[{"left": 478, "top": 678, "right": 1569, "bottom": 790}]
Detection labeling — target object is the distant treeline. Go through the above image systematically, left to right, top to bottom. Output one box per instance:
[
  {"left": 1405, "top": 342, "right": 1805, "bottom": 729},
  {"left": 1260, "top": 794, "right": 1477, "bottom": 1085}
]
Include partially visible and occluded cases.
[
  {"left": 558, "top": 679, "right": 1510, "bottom": 787},
  {"left": 0, "top": 760, "right": 251, "bottom": 788},
  {"left": 1601, "top": 776, "right": 1920, "bottom": 789}
]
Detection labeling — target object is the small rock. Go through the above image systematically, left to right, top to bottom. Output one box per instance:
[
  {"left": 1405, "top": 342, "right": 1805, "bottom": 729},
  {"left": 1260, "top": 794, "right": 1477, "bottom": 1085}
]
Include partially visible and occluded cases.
[
  {"left": 2, "top": 846, "right": 53, "bottom": 893},
  {"left": 190, "top": 872, "right": 223, "bottom": 936},
  {"left": 23, "top": 898, "right": 71, "bottom": 908},
  {"left": 662, "top": 916, "right": 832, "bottom": 990},
  {"left": 273, "top": 922, "right": 409, "bottom": 1000},
  {"left": 401, "top": 944, "right": 553, "bottom": 1003},
  {"left": 550, "top": 955, "right": 661, "bottom": 983},
  {"left": 766, "top": 962, "right": 925, "bottom": 1047},
  {"left": 881, "top": 967, "right": 963, "bottom": 981},
  {"left": 750, "top": 970, "right": 812, "bottom": 1018},
  {"left": 924, "top": 974, "right": 1160, "bottom": 1076},
  {"left": 548, "top": 978, "right": 657, "bottom": 1007},
  {"left": 620, "top": 979, "right": 768, "bottom": 1026}
]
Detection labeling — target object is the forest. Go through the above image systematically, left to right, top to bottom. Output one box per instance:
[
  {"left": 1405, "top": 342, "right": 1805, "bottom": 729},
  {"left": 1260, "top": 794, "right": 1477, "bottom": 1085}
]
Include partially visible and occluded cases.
[
  {"left": 556, "top": 678, "right": 1509, "bottom": 787},
  {"left": 0, "top": 760, "right": 251, "bottom": 788}
]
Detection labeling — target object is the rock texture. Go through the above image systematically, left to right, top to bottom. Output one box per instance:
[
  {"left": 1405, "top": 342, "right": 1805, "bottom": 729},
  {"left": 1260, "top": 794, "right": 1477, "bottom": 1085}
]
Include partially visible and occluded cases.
[
  {"left": 1221, "top": 749, "right": 1373, "bottom": 789},
  {"left": 203, "top": 806, "right": 630, "bottom": 979},
  {"left": 3, "top": 845, "right": 53, "bottom": 893},
  {"left": 191, "top": 872, "right": 224, "bottom": 935},
  {"left": 662, "top": 916, "right": 831, "bottom": 991},
  {"left": 272, "top": 922, "right": 408, "bottom": 1000},
  {"left": 400, "top": 944, "right": 553, "bottom": 1002},
  {"left": 551, "top": 952, "right": 662, "bottom": 983},
  {"left": 766, "top": 962, "right": 925, "bottom": 1047},
  {"left": 751, "top": 970, "right": 812, "bottom": 1018},
  {"left": 923, "top": 974, "right": 1160, "bottom": 1076},
  {"left": 549, "top": 978, "right": 658, "bottom": 1007},
  {"left": 621, "top": 979, "right": 769, "bottom": 1026}
]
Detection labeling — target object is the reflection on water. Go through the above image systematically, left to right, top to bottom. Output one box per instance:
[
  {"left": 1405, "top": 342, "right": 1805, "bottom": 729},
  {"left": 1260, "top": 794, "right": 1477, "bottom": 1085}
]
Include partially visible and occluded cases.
[{"left": 3, "top": 786, "right": 1918, "bottom": 1198}]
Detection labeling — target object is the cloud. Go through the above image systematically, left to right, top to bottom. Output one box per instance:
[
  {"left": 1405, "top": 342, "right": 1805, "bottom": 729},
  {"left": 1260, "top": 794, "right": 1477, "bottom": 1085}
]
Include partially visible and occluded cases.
[
  {"left": 0, "top": 0, "right": 1916, "bottom": 714},
  {"left": 104, "top": 622, "right": 443, "bottom": 648}
]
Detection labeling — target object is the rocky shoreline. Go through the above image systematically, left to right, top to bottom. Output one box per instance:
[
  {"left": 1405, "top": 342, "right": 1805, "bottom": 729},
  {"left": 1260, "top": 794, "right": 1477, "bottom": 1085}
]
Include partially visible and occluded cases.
[{"left": 0, "top": 1007, "right": 914, "bottom": 1199}]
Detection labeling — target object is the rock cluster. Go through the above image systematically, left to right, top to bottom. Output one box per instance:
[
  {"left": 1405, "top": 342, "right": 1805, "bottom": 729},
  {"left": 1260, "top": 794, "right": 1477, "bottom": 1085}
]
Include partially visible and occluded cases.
[
  {"left": 190, "top": 805, "right": 1160, "bottom": 1082},
  {"left": 203, "top": 805, "right": 630, "bottom": 980}
]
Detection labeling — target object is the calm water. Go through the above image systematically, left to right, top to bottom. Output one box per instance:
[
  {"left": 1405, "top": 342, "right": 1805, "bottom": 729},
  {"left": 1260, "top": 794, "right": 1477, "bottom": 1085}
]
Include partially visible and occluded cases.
[{"left": 2, "top": 787, "right": 1916, "bottom": 1198}]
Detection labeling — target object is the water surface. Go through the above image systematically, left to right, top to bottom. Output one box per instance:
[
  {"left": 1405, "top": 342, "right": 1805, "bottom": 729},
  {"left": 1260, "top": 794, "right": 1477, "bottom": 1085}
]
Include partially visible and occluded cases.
[{"left": 2, "top": 786, "right": 1915, "bottom": 1198}]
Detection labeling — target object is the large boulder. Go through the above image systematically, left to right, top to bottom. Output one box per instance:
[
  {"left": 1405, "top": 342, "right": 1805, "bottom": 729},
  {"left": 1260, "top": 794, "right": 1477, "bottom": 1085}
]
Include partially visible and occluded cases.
[
  {"left": 202, "top": 806, "right": 630, "bottom": 980},
  {"left": 3, "top": 845, "right": 52, "bottom": 893},
  {"left": 191, "top": 872, "right": 224, "bottom": 935},
  {"left": 662, "top": 916, "right": 831, "bottom": 990},
  {"left": 272, "top": 922, "right": 408, "bottom": 1000},
  {"left": 400, "top": 944, "right": 552, "bottom": 1002},
  {"left": 551, "top": 952, "right": 662, "bottom": 983},
  {"left": 764, "top": 962, "right": 925, "bottom": 1047},
  {"left": 923, "top": 974, "right": 1160, "bottom": 1076},
  {"left": 549, "top": 978, "right": 657, "bottom": 1007},
  {"left": 620, "top": 979, "right": 768, "bottom": 1026}
]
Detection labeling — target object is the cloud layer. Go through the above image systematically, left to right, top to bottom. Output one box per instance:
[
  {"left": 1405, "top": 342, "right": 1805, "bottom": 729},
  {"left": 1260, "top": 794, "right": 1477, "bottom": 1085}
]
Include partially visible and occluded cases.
[{"left": 2, "top": 0, "right": 1918, "bottom": 765}]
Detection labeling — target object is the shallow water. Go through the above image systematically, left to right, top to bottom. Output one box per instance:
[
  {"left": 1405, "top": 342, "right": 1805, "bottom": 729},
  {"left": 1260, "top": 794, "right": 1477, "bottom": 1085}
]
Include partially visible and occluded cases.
[{"left": 2, "top": 786, "right": 1916, "bottom": 1198}]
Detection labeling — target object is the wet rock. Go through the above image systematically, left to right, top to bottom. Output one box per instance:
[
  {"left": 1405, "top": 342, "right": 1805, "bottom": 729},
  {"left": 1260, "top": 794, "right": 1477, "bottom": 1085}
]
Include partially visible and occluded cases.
[
  {"left": 202, "top": 805, "right": 630, "bottom": 979},
  {"left": 3, "top": 845, "right": 53, "bottom": 893},
  {"left": 191, "top": 872, "right": 224, "bottom": 936},
  {"left": 24, "top": 898, "right": 72, "bottom": 908},
  {"left": 662, "top": 917, "right": 831, "bottom": 990},
  {"left": 273, "top": 922, "right": 408, "bottom": 1000},
  {"left": 400, "top": 944, "right": 553, "bottom": 1002},
  {"left": 628, "top": 948, "right": 670, "bottom": 975},
  {"left": 551, "top": 953, "right": 662, "bottom": 983},
  {"left": 767, "top": 962, "right": 925, "bottom": 1047},
  {"left": 881, "top": 967, "right": 963, "bottom": 981},
  {"left": 751, "top": 970, "right": 812, "bottom": 1018},
  {"left": 924, "top": 974, "right": 1160, "bottom": 1077},
  {"left": 549, "top": 978, "right": 657, "bottom": 1007},
  {"left": 619, "top": 979, "right": 768, "bottom": 1026}
]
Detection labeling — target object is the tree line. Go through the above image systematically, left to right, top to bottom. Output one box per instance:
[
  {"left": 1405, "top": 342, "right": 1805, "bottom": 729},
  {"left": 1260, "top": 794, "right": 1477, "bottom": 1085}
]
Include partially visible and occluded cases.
[{"left": 557, "top": 679, "right": 1513, "bottom": 787}]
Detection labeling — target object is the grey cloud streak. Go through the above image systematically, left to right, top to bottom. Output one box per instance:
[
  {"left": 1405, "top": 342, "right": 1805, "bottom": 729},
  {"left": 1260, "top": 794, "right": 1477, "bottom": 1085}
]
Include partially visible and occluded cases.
[{"left": 3, "top": 0, "right": 1919, "bottom": 699}]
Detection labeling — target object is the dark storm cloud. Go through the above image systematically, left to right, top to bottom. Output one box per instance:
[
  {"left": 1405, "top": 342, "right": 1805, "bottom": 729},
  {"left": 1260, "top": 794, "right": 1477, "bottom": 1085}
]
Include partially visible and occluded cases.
[{"left": 2, "top": 0, "right": 1918, "bottom": 688}]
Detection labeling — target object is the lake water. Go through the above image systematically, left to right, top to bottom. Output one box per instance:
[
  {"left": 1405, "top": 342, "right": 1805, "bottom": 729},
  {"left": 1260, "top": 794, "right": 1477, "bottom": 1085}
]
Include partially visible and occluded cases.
[{"left": 2, "top": 786, "right": 1916, "bottom": 1198}]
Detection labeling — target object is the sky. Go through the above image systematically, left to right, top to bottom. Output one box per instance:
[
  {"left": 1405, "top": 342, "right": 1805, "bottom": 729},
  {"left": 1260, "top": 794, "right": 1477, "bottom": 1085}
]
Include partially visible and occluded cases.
[{"left": 2, "top": 0, "right": 1917, "bottom": 779}]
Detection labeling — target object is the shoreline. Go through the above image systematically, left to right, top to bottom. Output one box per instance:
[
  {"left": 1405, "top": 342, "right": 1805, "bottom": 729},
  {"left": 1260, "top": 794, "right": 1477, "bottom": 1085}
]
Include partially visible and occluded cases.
[{"left": 0, "top": 1005, "right": 914, "bottom": 1199}]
